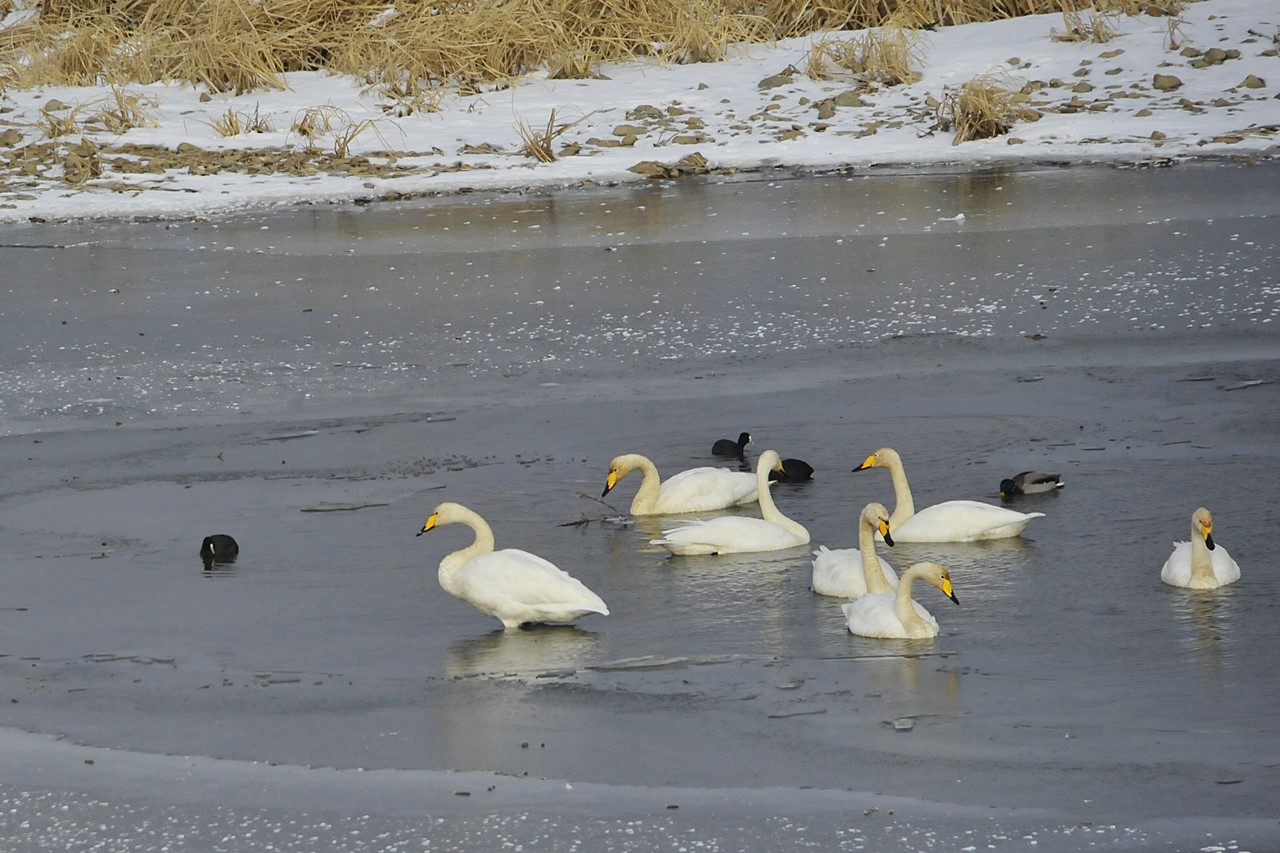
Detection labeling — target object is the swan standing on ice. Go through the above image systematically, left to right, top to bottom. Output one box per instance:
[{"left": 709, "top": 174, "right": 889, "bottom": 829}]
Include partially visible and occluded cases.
[
  {"left": 854, "top": 447, "right": 1043, "bottom": 542},
  {"left": 651, "top": 450, "right": 810, "bottom": 555},
  {"left": 602, "top": 453, "right": 759, "bottom": 516},
  {"left": 417, "top": 502, "right": 609, "bottom": 628},
  {"left": 811, "top": 502, "right": 899, "bottom": 598},
  {"left": 1160, "top": 507, "right": 1242, "bottom": 590},
  {"left": 842, "top": 562, "right": 959, "bottom": 639}
]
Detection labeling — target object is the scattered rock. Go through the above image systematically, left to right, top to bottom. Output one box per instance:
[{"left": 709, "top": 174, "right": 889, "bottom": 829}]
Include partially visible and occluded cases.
[
  {"left": 757, "top": 73, "right": 794, "bottom": 90},
  {"left": 1152, "top": 73, "right": 1183, "bottom": 92},
  {"left": 1239, "top": 75, "right": 1266, "bottom": 89},
  {"left": 833, "top": 91, "right": 867, "bottom": 108},
  {"left": 627, "top": 104, "right": 663, "bottom": 120},
  {"left": 611, "top": 124, "right": 649, "bottom": 137},
  {"left": 0, "top": 128, "right": 22, "bottom": 147},
  {"left": 628, "top": 152, "right": 710, "bottom": 179}
]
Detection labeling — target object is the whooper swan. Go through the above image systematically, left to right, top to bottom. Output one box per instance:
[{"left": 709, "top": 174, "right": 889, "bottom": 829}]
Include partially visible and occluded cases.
[
  {"left": 855, "top": 447, "right": 1043, "bottom": 542},
  {"left": 651, "top": 450, "right": 810, "bottom": 555},
  {"left": 602, "top": 453, "right": 758, "bottom": 516},
  {"left": 999, "top": 471, "right": 1064, "bottom": 497},
  {"left": 418, "top": 502, "right": 609, "bottom": 629},
  {"left": 811, "top": 502, "right": 899, "bottom": 598},
  {"left": 1160, "top": 506, "right": 1242, "bottom": 590},
  {"left": 842, "top": 561, "right": 959, "bottom": 640}
]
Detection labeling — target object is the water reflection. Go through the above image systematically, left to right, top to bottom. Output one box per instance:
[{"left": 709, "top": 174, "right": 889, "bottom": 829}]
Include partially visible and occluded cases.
[
  {"left": 1168, "top": 588, "right": 1238, "bottom": 697},
  {"left": 444, "top": 625, "right": 603, "bottom": 678}
]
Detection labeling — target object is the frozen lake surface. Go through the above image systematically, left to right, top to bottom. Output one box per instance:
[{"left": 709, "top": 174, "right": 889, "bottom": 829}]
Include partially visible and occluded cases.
[{"left": 1, "top": 162, "right": 1279, "bottom": 849}]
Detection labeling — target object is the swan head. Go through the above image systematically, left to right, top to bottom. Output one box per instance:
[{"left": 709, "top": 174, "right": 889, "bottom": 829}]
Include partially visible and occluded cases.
[
  {"left": 854, "top": 447, "right": 901, "bottom": 473},
  {"left": 757, "top": 449, "right": 783, "bottom": 476},
  {"left": 602, "top": 455, "right": 638, "bottom": 497},
  {"left": 418, "top": 501, "right": 466, "bottom": 536},
  {"left": 860, "top": 502, "right": 894, "bottom": 547},
  {"left": 1192, "top": 507, "right": 1216, "bottom": 550},
  {"left": 912, "top": 561, "right": 959, "bottom": 605}
]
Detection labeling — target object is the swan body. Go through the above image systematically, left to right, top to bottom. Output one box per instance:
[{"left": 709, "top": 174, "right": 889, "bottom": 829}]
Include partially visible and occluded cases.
[
  {"left": 712, "top": 431, "right": 752, "bottom": 457},
  {"left": 855, "top": 447, "right": 1043, "bottom": 542},
  {"left": 651, "top": 451, "right": 810, "bottom": 555},
  {"left": 602, "top": 453, "right": 758, "bottom": 516},
  {"left": 770, "top": 458, "right": 814, "bottom": 483},
  {"left": 1000, "top": 471, "right": 1064, "bottom": 497},
  {"left": 418, "top": 502, "right": 609, "bottom": 628},
  {"left": 811, "top": 503, "right": 899, "bottom": 598},
  {"left": 1160, "top": 507, "right": 1241, "bottom": 590},
  {"left": 842, "top": 561, "right": 959, "bottom": 639}
]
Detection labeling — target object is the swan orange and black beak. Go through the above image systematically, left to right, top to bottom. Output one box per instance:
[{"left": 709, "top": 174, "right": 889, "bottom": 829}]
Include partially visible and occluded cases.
[
  {"left": 852, "top": 452, "right": 877, "bottom": 473},
  {"left": 602, "top": 469, "right": 620, "bottom": 498},
  {"left": 417, "top": 513, "right": 439, "bottom": 537},
  {"left": 879, "top": 517, "right": 894, "bottom": 548},
  {"left": 1202, "top": 522, "right": 1216, "bottom": 551},
  {"left": 941, "top": 575, "right": 959, "bottom": 605}
]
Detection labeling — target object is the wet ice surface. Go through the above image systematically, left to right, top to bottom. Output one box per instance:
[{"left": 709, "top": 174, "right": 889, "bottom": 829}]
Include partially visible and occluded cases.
[
  {"left": 1, "top": 162, "right": 1279, "bottom": 849},
  {"left": 1, "top": 163, "right": 1277, "bottom": 429}
]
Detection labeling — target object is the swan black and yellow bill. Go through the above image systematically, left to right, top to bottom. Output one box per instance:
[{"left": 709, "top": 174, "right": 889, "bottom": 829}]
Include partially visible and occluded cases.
[{"left": 418, "top": 513, "right": 439, "bottom": 536}]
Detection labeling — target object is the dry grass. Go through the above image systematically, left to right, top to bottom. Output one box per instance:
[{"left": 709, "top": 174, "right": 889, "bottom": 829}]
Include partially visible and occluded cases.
[
  {"left": 1, "top": 0, "right": 1169, "bottom": 96},
  {"left": 1051, "top": 4, "right": 1119, "bottom": 44},
  {"left": 807, "top": 28, "right": 922, "bottom": 86},
  {"left": 942, "top": 71, "right": 1039, "bottom": 144},
  {"left": 211, "top": 104, "right": 274, "bottom": 138},
  {"left": 515, "top": 108, "right": 590, "bottom": 162}
]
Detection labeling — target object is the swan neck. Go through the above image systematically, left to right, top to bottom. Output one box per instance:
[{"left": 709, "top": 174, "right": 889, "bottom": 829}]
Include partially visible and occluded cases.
[
  {"left": 629, "top": 456, "right": 661, "bottom": 514},
  {"left": 884, "top": 456, "right": 916, "bottom": 527},
  {"left": 758, "top": 458, "right": 807, "bottom": 537},
  {"left": 438, "top": 509, "right": 495, "bottom": 593},
  {"left": 858, "top": 515, "right": 893, "bottom": 595},
  {"left": 1189, "top": 527, "right": 1216, "bottom": 586},
  {"left": 895, "top": 567, "right": 930, "bottom": 634}
]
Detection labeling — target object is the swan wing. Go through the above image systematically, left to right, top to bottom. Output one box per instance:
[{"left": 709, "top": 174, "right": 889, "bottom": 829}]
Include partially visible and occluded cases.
[
  {"left": 656, "top": 467, "right": 760, "bottom": 513},
  {"left": 893, "top": 500, "right": 1044, "bottom": 542},
  {"left": 811, "top": 546, "right": 898, "bottom": 597},
  {"left": 455, "top": 550, "right": 608, "bottom": 624},
  {"left": 842, "top": 594, "right": 938, "bottom": 639}
]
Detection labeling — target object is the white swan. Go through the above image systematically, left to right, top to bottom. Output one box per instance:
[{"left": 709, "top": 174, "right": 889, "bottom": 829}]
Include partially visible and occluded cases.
[
  {"left": 855, "top": 447, "right": 1043, "bottom": 542},
  {"left": 651, "top": 451, "right": 810, "bottom": 555},
  {"left": 602, "top": 453, "right": 759, "bottom": 516},
  {"left": 417, "top": 502, "right": 609, "bottom": 628},
  {"left": 811, "top": 502, "right": 899, "bottom": 598},
  {"left": 1160, "top": 507, "right": 1242, "bottom": 590},
  {"left": 842, "top": 561, "right": 959, "bottom": 639}
]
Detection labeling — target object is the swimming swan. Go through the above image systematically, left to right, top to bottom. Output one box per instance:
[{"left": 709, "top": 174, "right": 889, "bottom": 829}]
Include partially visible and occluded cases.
[
  {"left": 712, "top": 431, "right": 752, "bottom": 457},
  {"left": 855, "top": 447, "right": 1043, "bottom": 542},
  {"left": 651, "top": 451, "right": 810, "bottom": 555},
  {"left": 602, "top": 453, "right": 759, "bottom": 516},
  {"left": 1000, "top": 471, "right": 1064, "bottom": 497},
  {"left": 418, "top": 502, "right": 609, "bottom": 628},
  {"left": 811, "top": 502, "right": 899, "bottom": 598},
  {"left": 1160, "top": 507, "right": 1242, "bottom": 590},
  {"left": 842, "top": 561, "right": 959, "bottom": 639}
]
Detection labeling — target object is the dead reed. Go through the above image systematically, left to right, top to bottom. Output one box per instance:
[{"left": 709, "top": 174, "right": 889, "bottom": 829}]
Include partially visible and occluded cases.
[
  {"left": 2, "top": 0, "right": 1171, "bottom": 96},
  {"left": 942, "top": 72, "right": 1039, "bottom": 144}
]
